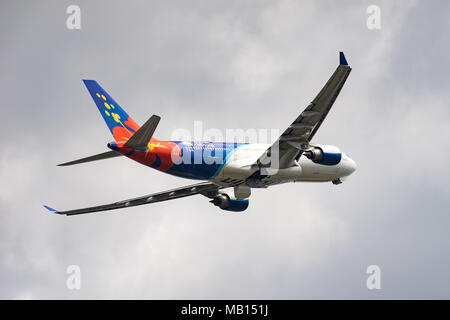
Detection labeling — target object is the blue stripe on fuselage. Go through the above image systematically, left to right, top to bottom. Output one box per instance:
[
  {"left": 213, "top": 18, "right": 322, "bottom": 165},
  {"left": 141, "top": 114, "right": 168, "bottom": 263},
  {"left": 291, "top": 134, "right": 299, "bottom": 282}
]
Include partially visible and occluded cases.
[{"left": 166, "top": 141, "right": 246, "bottom": 180}]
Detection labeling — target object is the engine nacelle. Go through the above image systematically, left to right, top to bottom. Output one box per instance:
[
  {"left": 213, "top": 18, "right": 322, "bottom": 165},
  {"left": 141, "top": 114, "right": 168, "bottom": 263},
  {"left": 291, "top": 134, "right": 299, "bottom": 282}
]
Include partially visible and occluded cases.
[
  {"left": 303, "top": 145, "right": 342, "bottom": 166},
  {"left": 210, "top": 193, "right": 249, "bottom": 212}
]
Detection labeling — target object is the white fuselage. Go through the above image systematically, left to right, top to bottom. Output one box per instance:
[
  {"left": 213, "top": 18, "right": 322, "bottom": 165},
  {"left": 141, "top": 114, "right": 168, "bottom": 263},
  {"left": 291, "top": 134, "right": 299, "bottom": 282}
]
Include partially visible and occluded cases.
[{"left": 211, "top": 143, "right": 356, "bottom": 188}]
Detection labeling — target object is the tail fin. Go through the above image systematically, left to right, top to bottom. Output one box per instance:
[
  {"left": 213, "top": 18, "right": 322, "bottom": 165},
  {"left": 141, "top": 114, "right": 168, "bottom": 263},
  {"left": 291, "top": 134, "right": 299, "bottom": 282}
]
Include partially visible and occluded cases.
[{"left": 83, "top": 80, "right": 140, "bottom": 143}]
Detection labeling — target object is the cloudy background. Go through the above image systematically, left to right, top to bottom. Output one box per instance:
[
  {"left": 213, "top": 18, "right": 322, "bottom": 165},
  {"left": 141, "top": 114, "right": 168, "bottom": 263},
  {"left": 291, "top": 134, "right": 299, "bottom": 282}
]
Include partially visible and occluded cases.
[{"left": 1, "top": 0, "right": 449, "bottom": 299}]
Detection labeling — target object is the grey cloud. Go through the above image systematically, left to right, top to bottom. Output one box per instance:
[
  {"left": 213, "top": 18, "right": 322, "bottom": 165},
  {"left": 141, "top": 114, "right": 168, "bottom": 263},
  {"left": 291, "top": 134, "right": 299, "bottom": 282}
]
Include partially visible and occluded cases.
[{"left": 0, "top": 0, "right": 449, "bottom": 299}]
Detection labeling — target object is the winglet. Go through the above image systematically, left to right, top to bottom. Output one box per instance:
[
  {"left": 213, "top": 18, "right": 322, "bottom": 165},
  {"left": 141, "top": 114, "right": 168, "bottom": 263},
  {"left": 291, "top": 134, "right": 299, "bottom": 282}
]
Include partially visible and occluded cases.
[
  {"left": 339, "top": 51, "right": 348, "bottom": 66},
  {"left": 43, "top": 205, "right": 60, "bottom": 214}
]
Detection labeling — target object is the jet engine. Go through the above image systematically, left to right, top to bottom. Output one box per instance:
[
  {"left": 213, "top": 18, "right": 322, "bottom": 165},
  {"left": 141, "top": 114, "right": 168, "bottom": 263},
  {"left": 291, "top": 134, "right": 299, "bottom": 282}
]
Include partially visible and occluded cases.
[
  {"left": 303, "top": 145, "right": 342, "bottom": 166},
  {"left": 210, "top": 193, "right": 249, "bottom": 212}
]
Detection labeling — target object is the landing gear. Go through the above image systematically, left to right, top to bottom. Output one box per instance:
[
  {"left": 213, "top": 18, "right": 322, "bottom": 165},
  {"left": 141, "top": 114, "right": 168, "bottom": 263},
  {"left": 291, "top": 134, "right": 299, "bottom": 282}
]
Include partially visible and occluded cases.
[{"left": 332, "top": 178, "right": 342, "bottom": 185}]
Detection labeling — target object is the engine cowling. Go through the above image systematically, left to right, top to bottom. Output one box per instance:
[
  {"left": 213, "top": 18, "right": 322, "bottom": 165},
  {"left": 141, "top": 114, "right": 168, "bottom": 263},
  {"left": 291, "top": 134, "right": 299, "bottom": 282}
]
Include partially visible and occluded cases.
[
  {"left": 303, "top": 145, "right": 342, "bottom": 166},
  {"left": 210, "top": 193, "right": 249, "bottom": 212}
]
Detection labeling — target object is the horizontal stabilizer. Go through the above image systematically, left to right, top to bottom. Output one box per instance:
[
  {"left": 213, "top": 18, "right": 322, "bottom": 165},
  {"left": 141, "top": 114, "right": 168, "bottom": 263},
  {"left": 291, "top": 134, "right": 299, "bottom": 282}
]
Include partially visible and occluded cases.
[
  {"left": 124, "top": 115, "right": 160, "bottom": 152},
  {"left": 58, "top": 150, "right": 122, "bottom": 166}
]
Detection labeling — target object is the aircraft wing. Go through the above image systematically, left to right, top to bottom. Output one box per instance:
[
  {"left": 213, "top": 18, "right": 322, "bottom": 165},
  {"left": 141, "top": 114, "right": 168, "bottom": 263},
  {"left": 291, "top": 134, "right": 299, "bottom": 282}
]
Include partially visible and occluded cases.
[
  {"left": 257, "top": 52, "right": 352, "bottom": 169},
  {"left": 43, "top": 182, "right": 222, "bottom": 216}
]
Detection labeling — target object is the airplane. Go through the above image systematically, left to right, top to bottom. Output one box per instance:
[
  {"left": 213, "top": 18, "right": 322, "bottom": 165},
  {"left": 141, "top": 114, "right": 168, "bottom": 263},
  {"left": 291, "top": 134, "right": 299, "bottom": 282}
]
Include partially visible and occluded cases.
[{"left": 43, "top": 52, "right": 356, "bottom": 216}]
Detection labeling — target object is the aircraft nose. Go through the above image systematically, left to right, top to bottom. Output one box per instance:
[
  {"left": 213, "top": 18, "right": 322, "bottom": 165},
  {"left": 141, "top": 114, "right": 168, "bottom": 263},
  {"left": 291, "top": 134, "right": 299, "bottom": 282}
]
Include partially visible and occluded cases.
[
  {"left": 339, "top": 154, "right": 357, "bottom": 177},
  {"left": 345, "top": 157, "right": 357, "bottom": 175}
]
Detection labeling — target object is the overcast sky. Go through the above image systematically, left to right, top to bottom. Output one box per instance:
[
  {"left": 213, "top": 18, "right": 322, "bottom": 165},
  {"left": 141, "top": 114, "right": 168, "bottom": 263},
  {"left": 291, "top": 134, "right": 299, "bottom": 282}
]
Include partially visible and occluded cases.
[{"left": 1, "top": 0, "right": 449, "bottom": 299}]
